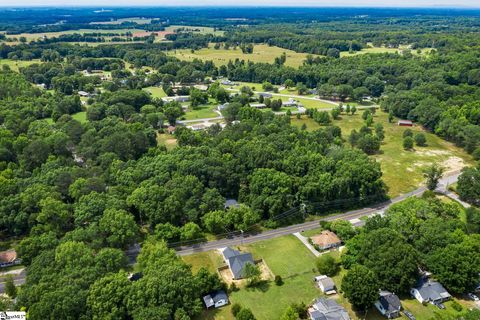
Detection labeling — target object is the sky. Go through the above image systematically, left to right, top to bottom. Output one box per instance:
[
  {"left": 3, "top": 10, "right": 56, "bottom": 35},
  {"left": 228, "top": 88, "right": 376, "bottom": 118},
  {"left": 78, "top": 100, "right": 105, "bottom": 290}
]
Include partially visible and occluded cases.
[{"left": 1, "top": 0, "right": 479, "bottom": 8}]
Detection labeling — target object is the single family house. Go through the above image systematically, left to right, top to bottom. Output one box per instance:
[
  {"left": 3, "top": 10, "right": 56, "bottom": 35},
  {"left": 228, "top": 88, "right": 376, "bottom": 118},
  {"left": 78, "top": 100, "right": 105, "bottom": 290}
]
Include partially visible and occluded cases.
[
  {"left": 311, "top": 231, "right": 342, "bottom": 250},
  {"left": 221, "top": 247, "right": 254, "bottom": 280},
  {"left": 410, "top": 279, "right": 451, "bottom": 305},
  {"left": 375, "top": 290, "right": 402, "bottom": 319},
  {"left": 308, "top": 298, "right": 350, "bottom": 320}
]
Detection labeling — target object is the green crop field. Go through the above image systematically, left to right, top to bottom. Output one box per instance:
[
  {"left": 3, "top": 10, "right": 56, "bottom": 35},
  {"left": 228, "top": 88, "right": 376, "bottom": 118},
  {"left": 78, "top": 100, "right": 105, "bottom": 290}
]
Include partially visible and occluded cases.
[
  {"left": 169, "top": 44, "right": 316, "bottom": 68},
  {"left": 291, "top": 111, "right": 473, "bottom": 197}
]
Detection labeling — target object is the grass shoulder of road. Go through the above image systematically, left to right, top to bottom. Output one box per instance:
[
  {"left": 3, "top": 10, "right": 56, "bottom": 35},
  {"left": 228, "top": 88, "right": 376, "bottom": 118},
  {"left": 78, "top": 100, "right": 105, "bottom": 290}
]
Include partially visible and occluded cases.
[
  {"left": 169, "top": 44, "right": 317, "bottom": 68},
  {"left": 291, "top": 111, "right": 473, "bottom": 197}
]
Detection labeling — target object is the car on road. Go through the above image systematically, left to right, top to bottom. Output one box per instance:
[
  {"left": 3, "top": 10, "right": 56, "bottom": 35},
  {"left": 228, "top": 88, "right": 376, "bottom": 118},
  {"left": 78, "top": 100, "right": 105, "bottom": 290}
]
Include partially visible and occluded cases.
[
  {"left": 467, "top": 293, "right": 479, "bottom": 301},
  {"left": 403, "top": 310, "right": 416, "bottom": 320}
]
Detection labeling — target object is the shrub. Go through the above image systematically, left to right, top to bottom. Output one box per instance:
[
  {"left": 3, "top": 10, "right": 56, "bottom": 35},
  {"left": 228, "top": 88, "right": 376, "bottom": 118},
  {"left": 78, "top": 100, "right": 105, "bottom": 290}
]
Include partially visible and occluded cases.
[
  {"left": 403, "top": 129, "right": 413, "bottom": 138},
  {"left": 414, "top": 133, "right": 427, "bottom": 146},
  {"left": 403, "top": 136, "right": 414, "bottom": 150},
  {"left": 472, "top": 147, "right": 480, "bottom": 160},
  {"left": 316, "top": 254, "right": 339, "bottom": 276},
  {"left": 274, "top": 275, "right": 284, "bottom": 286},
  {"left": 451, "top": 300, "right": 463, "bottom": 312},
  {"left": 231, "top": 303, "right": 242, "bottom": 316},
  {"left": 236, "top": 308, "right": 256, "bottom": 320}
]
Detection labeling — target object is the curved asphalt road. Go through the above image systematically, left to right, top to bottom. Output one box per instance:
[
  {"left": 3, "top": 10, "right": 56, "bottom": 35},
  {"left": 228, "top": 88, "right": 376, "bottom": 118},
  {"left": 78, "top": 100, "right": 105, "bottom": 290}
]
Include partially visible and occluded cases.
[
  {"left": 170, "top": 170, "right": 462, "bottom": 256},
  {"left": 3, "top": 171, "right": 462, "bottom": 294}
]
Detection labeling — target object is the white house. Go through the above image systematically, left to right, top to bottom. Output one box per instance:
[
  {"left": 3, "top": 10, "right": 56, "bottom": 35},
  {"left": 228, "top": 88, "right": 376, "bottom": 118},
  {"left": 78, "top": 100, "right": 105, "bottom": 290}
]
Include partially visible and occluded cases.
[
  {"left": 314, "top": 275, "right": 336, "bottom": 295},
  {"left": 410, "top": 279, "right": 451, "bottom": 305}
]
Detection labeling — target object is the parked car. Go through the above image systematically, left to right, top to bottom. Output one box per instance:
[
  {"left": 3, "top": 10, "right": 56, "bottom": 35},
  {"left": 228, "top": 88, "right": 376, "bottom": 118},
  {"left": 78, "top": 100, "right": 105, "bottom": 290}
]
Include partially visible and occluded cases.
[
  {"left": 467, "top": 293, "right": 479, "bottom": 301},
  {"left": 435, "top": 302, "right": 446, "bottom": 309},
  {"left": 403, "top": 310, "right": 416, "bottom": 320}
]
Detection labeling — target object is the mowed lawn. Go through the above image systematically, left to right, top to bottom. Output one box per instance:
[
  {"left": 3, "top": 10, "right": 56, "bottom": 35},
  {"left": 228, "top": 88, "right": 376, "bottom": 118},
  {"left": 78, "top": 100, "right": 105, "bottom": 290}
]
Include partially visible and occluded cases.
[
  {"left": 169, "top": 44, "right": 316, "bottom": 68},
  {"left": 143, "top": 86, "right": 168, "bottom": 98},
  {"left": 182, "top": 104, "right": 219, "bottom": 120},
  {"left": 291, "top": 111, "right": 473, "bottom": 197},
  {"left": 188, "top": 235, "right": 321, "bottom": 320}
]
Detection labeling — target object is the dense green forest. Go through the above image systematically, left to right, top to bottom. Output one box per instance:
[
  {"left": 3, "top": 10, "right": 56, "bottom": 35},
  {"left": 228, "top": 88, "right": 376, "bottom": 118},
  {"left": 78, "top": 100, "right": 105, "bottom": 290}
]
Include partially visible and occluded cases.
[{"left": 0, "top": 8, "right": 480, "bottom": 320}]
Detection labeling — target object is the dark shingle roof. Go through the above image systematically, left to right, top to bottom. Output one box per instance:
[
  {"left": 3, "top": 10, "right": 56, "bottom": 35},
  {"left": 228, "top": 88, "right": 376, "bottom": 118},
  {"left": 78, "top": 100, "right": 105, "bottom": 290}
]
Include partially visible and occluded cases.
[
  {"left": 230, "top": 253, "right": 254, "bottom": 279},
  {"left": 379, "top": 291, "right": 401, "bottom": 313}
]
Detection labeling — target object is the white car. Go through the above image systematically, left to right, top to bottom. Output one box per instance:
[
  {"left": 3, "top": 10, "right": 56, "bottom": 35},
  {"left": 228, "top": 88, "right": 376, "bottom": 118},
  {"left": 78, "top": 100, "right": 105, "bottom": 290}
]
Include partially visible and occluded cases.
[{"left": 467, "top": 293, "right": 479, "bottom": 301}]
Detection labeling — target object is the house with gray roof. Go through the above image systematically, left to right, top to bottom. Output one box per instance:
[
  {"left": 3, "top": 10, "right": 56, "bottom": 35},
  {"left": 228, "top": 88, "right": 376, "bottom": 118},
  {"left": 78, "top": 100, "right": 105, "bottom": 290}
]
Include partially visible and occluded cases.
[
  {"left": 224, "top": 199, "right": 240, "bottom": 209},
  {"left": 221, "top": 247, "right": 254, "bottom": 280},
  {"left": 314, "top": 275, "right": 336, "bottom": 294},
  {"left": 410, "top": 279, "right": 451, "bottom": 305},
  {"left": 203, "top": 290, "right": 228, "bottom": 309},
  {"left": 375, "top": 290, "right": 402, "bottom": 318},
  {"left": 308, "top": 298, "right": 350, "bottom": 320}
]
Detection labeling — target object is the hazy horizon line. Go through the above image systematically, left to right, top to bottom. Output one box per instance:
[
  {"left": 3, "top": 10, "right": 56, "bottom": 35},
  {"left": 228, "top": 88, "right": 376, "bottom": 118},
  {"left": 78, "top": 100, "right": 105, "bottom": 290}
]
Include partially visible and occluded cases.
[{"left": 1, "top": 5, "right": 480, "bottom": 9}]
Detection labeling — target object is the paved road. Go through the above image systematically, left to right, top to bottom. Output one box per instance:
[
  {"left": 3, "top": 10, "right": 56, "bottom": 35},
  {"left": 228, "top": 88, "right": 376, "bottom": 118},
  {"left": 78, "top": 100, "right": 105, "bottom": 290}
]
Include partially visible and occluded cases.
[
  {"left": 171, "top": 170, "right": 464, "bottom": 256},
  {"left": 0, "top": 269, "right": 26, "bottom": 294}
]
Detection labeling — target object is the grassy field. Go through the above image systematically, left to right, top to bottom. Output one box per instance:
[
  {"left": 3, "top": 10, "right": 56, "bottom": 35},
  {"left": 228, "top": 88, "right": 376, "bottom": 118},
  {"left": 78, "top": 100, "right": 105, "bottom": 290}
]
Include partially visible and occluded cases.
[
  {"left": 90, "top": 17, "right": 153, "bottom": 25},
  {"left": 165, "top": 25, "right": 224, "bottom": 36},
  {"left": 169, "top": 44, "right": 316, "bottom": 68},
  {"left": 340, "top": 46, "right": 431, "bottom": 58},
  {"left": 0, "top": 58, "right": 41, "bottom": 72},
  {"left": 143, "top": 86, "right": 168, "bottom": 98},
  {"left": 182, "top": 104, "right": 219, "bottom": 120},
  {"left": 291, "top": 111, "right": 473, "bottom": 197},
  {"left": 156, "top": 133, "right": 178, "bottom": 151},
  {"left": 185, "top": 232, "right": 474, "bottom": 320},
  {"left": 187, "top": 235, "right": 321, "bottom": 320}
]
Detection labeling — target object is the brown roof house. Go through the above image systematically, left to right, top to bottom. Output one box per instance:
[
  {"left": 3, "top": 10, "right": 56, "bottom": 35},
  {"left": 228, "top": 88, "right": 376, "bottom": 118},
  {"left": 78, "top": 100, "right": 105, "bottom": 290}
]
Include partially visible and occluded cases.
[
  {"left": 311, "top": 231, "right": 342, "bottom": 250},
  {"left": 0, "top": 249, "right": 21, "bottom": 268}
]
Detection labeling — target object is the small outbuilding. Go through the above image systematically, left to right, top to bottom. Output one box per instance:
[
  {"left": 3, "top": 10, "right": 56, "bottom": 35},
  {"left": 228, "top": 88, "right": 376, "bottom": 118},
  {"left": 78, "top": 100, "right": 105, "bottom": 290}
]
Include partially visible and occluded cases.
[
  {"left": 258, "top": 92, "right": 273, "bottom": 99},
  {"left": 250, "top": 103, "right": 267, "bottom": 109},
  {"left": 397, "top": 120, "right": 413, "bottom": 127},
  {"left": 311, "top": 231, "right": 342, "bottom": 250},
  {"left": 314, "top": 275, "right": 336, "bottom": 295},
  {"left": 203, "top": 290, "right": 229, "bottom": 309},
  {"left": 375, "top": 290, "right": 402, "bottom": 319}
]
